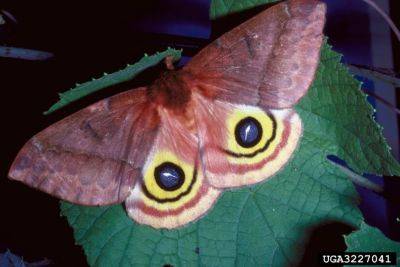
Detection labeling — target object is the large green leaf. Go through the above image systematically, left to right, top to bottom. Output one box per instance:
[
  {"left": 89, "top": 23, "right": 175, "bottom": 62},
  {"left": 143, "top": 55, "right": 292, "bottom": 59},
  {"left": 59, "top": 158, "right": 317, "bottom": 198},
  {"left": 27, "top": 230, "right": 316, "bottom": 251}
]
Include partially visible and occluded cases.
[
  {"left": 60, "top": 1, "right": 400, "bottom": 266},
  {"left": 61, "top": 43, "right": 399, "bottom": 266}
]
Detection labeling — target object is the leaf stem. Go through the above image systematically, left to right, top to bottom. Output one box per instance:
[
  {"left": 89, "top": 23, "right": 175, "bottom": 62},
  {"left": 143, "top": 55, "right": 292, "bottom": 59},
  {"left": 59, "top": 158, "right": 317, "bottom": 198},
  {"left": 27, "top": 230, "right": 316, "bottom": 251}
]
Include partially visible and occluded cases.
[
  {"left": 0, "top": 46, "right": 53, "bottom": 61},
  {"left": 329, "top": 160, "right": 384, "bottom": 194}
]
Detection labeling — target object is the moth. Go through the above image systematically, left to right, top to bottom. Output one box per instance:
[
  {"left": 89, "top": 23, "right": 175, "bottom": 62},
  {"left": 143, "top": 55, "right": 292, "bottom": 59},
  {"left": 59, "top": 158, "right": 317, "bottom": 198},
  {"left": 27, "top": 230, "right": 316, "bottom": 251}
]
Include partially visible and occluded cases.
[{"left": 8, "top": 0, "right": 326, "bottom": 229}]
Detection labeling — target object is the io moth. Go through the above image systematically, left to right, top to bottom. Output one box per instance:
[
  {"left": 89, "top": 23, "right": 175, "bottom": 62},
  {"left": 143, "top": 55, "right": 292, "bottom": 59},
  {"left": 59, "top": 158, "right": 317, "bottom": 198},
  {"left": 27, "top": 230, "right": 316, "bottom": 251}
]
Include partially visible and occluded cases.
[{"left": 8, "top": 0, "right": 326, "bottom": 229}]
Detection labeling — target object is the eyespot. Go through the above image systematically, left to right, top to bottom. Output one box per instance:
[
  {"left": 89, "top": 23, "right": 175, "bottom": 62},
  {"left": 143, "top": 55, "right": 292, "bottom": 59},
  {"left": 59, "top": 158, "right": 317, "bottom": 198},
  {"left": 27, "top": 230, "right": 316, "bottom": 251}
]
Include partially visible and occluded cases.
[
  {"left": 224, "top": 106, "right": 277, "bottom": 159},
  {"left": 234, "top": 117, "right": 262, "bottom": 148},
  {"left": 140, "top": 150, "right": 200, "bottom": 204},
  {"left": 154, "top": 162, "right": 185, "bottom": 191}
]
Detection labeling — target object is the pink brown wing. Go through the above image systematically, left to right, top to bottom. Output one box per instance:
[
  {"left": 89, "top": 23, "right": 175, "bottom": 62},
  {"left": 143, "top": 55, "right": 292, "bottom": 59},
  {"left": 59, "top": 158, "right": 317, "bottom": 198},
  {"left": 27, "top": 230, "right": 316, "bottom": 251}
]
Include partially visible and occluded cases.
[
  {"left": 185, "top": 0, "right": 326, "bottom": 108},
  {"left": 8, "top": 88, "right": 160, "bottom": 205}
]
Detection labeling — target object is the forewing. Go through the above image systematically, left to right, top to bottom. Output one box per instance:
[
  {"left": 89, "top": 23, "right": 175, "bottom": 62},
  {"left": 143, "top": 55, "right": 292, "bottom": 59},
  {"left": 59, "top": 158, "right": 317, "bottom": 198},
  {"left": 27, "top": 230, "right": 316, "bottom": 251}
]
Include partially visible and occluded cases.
[
  {"left": 185, "top": 0, "right": 326, "bottom": 108},
  {"left": 8, "top": 88, "right": 159, "bottom": 205},
  {"left": 125, "top": 106, "right": 221, "bottom": 229}
]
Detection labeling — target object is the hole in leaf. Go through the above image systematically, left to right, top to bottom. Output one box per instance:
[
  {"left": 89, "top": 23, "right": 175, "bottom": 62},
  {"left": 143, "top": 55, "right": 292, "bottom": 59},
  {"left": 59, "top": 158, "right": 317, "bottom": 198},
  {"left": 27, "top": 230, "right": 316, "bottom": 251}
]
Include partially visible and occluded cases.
[
  {"left": 327, "top": 154, "right": 400, "bottom": 240},
  {"left": 297, "top": 221, "right": 355, "bottom": 267}
]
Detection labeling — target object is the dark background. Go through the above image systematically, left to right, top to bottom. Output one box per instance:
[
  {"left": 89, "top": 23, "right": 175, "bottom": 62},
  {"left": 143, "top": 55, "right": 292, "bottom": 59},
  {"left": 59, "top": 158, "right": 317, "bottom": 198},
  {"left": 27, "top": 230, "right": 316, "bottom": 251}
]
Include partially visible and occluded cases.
[{"left": 0, "top": 0, "right": 399, "bottom": 266}]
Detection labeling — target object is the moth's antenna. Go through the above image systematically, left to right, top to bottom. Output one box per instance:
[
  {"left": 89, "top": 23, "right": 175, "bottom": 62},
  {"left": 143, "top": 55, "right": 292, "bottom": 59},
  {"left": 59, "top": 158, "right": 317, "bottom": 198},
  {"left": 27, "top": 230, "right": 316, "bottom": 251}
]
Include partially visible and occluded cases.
[{"left": 361, "top": 0, "right": 400, "bottom": 43}]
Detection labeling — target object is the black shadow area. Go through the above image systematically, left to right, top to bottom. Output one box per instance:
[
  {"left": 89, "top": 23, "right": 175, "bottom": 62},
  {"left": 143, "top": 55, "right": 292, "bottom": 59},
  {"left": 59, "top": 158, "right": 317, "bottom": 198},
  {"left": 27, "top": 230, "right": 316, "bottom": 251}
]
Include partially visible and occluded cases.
[{"left": 297, "top": 221, "right": 355, "bottom": 267}]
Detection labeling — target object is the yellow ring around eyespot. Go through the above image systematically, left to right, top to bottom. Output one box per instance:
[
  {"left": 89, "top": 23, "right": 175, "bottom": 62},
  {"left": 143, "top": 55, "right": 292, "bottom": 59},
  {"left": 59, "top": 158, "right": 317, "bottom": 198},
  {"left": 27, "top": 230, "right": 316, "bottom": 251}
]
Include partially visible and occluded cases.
[
  {"left": 226, "top": 105, "right": 274, "bottom": 155},
  {"left": 227, "top": 118, "right": 285, "bottom": 164},
  {"left": 141, "top": 150, "right": 203, "bottom": 210},
  {"left": 143, "top": 150, "right": 194, "bottom": 200},
  {"left": 141, "top": 169, "right": 203, "bottom": 210}
]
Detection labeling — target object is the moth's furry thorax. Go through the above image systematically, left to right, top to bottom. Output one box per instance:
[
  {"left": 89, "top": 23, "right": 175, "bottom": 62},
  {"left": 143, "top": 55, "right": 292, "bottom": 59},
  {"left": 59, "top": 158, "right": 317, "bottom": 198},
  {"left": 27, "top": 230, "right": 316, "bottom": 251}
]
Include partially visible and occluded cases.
[{"left": 148, "top": 70, "right": 195, "bottom": 111}]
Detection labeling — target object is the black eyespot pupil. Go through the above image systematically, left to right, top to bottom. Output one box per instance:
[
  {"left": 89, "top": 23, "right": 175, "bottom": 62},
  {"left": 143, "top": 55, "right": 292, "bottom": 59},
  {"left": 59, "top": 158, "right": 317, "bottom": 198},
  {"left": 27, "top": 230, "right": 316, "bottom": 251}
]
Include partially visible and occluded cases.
[
  {"left": 235, "top": 117, "right": 262, "bottom": 148},
  {"left": 154, "top": 162, "right": 185, "bottom": 191}
]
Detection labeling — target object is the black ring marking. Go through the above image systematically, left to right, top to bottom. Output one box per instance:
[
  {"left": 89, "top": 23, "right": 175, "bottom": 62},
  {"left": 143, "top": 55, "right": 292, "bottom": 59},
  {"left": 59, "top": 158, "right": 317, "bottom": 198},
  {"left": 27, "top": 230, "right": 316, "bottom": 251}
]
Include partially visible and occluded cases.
[
  {"left": 224, "top": 112, "right": 277, "bottom": 158},
  {"left": 234, "top": 116, "right": 263, "bottom": 148},
  {"left": 154, "top": 162, "right": 185, "bottom": 191},
  {"left": 142, "top": 164, "right": 198, "bottom": 203}
]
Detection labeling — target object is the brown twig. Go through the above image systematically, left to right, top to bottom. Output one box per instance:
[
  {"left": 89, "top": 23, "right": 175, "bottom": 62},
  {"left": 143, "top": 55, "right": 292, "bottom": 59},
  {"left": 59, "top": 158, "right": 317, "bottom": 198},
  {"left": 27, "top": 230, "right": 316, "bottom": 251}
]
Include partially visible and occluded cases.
[
  {"left": 362, "top": 0, "right": 400, "bottom": 43},
  {"left": 0, "top": 46, "right": 53, "bottom": 60},
  {"left": 348, "top": 64, "right": 400, "bottom": 87},
  {"left": 362, "top": 88, "right": 400, "bottom": 115}
]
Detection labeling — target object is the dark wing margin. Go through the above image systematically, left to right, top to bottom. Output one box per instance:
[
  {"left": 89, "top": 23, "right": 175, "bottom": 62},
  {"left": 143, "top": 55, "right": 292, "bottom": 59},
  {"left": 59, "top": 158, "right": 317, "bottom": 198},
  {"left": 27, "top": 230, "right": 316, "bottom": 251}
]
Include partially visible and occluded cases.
[
  {"left": 185, "top": 0, "right": 326, "bottom": 108},
  {"left": 8, "top": 88, "right": 160, "bottom": 205}
]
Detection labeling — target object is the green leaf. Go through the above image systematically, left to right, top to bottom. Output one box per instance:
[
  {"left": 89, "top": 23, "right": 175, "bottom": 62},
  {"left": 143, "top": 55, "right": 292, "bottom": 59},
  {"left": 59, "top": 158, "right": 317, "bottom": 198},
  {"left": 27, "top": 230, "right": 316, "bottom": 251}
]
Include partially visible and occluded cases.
[
  {"left": 210, "top": 0, "right": 270, "bottom": 19},
  {"left": 60, "top": 1, "right": 400, "bottom": 266},
  {"left": 61, "top": 42, "right": 400, "bottom": 266},
  {"left": 297, "top": 43, "right": 400, "bottom": 176},
  {"left": 43, "top": 48, "right": 182, "bottom": 114},
  {"left": 345, "top": 222, "right": 400, "bottom": 266}
]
